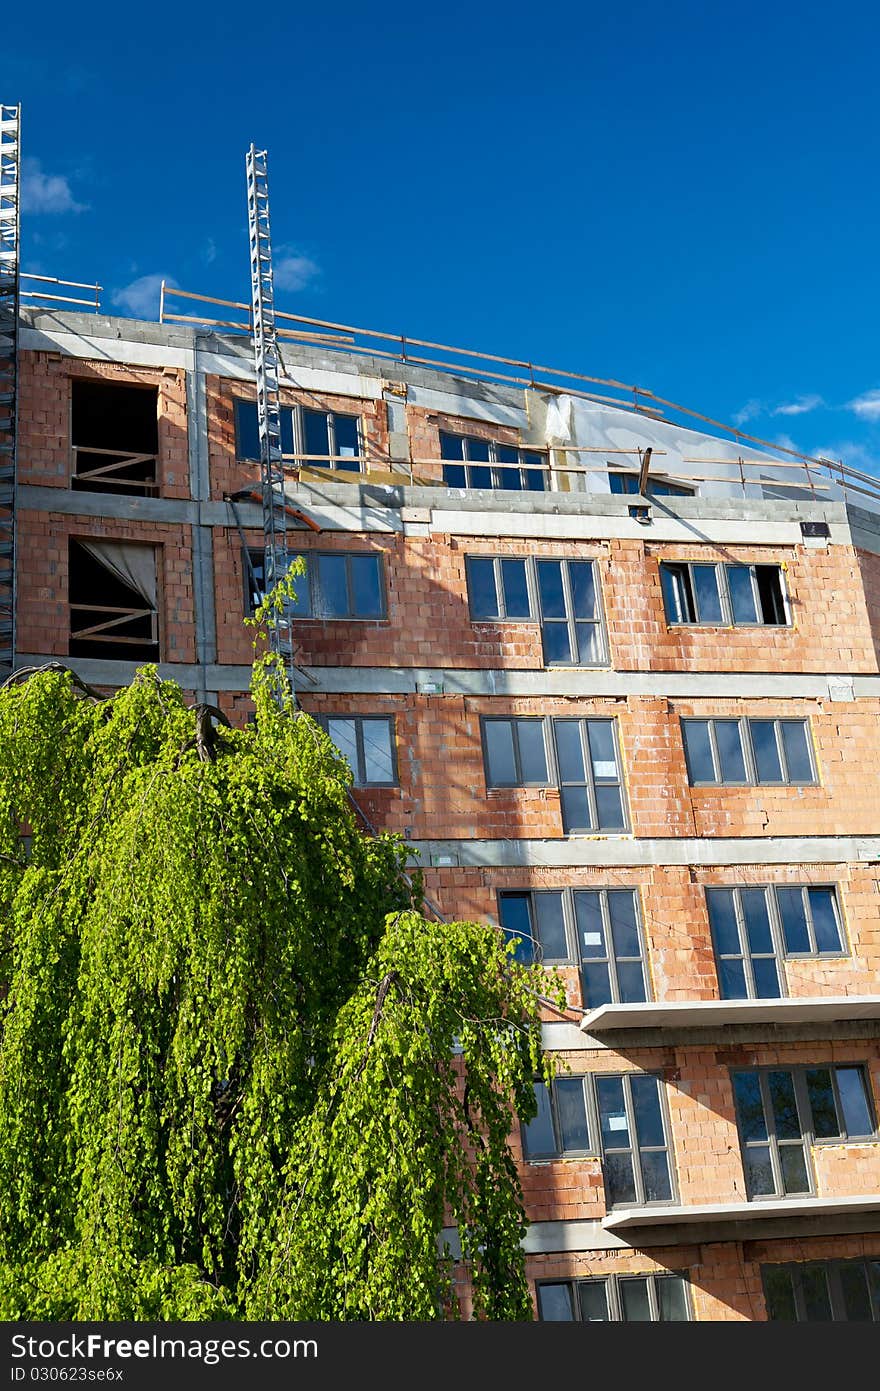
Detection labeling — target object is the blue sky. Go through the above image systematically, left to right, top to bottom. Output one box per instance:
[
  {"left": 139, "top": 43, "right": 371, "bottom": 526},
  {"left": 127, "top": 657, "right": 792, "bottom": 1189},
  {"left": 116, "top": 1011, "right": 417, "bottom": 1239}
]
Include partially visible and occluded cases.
[{"left": 5, "top": 0, "right": 880, "bottom": 471}]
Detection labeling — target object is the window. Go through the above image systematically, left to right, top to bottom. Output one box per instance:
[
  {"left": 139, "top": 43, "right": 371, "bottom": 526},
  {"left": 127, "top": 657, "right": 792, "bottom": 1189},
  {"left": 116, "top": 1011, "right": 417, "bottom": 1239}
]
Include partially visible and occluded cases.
[
  {"left": 71, "top": 380, "right": 159, "bottom": 497},
  {"left": 235, "top": 400, "right": 362, "bottom": 472},
  {"left": 440, "top": 431, "right": 547, "bottom": 491},
  {"left": 609, "top": 471, "right": 694, "bottom": 498},
  {"left": 69, "top": 539, "right": 159, "bottom": 662},
  {"left": 245, "top": 550, "right": 385, "bottom": 620},
  {"left": 464, "top": 555, "right": 607, "bottom": 666},
  {"left": 465, "top": 557, "right": 532, "bottom": 620},
  {"left": 660, "top": 562, "right": 788, "bottom": 627},
  {"left": 316, "top": 716, "right": 397, "bottom": 786},
  {"left": 481, "top": 717, "right": 628, "bottom": 833},
  {"left": 681, "top": 717, "right": 816, "bottom": 786},
  {"left": 482, "top": 718, "right": 549, "bottom": 787},
  {"left": 553, "top": 718, "right": 627, "bottom": 832},
  {"left": 707, "top": 885, "right": 845, "bottom": 1001},
  {"left": 498, "top": 889, "right": 649, "bottom": 1007},
  {"left": 732, "top": 1065, "right": 876, "bottom": 1200},
  {"left": 523, "top": 1071, "right": 675, "bottom": 1209},
  {"left": 596, "top": 1072, "right": 674, "bottom": 1207},
  {"left": 522, "top": 1076, "right": 592, "bottom": 1159},
  {"left": 763, "top": 1259, "right": 880, "bottom": 1322},
  {"left": 537, "top": 1274, "right": 690, "bottom": 1322}
]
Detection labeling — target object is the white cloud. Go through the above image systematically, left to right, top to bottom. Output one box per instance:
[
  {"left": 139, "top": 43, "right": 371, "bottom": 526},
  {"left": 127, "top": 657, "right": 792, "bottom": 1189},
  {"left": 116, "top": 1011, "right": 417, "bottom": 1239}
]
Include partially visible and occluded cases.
[
  {"left": 20, "top": 158, "right": 87, "bottom": 215},
  {"left": 203, "top": 238, "right": 218, "bottom": 266},
  {"left": 273, "top": 252, "right": 320, "bottom": 292},
  {"left": 111, "top": 273, "right": 176, "bottom": 320},
  {"left": 846, "top": 389, "right": 880, "bottom": 422},
  {"left": 772, "top": 394, "right": 824, "bottom": 417},
  {"left": 733, "top": 398, "right": 763, "bottom": 426},
  {"left": 772, "top": 433, "right": 798, "bottom": 454}
]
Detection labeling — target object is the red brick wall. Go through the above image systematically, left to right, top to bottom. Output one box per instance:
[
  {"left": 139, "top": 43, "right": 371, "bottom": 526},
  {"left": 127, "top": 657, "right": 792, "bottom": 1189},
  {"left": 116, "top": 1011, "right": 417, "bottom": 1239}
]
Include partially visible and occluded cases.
[
  {"left": 18, "top": 351, "right": 189, "bottom": 499},
  {"left": 16, "top": 510, "right": 196, "bottom": 663}
]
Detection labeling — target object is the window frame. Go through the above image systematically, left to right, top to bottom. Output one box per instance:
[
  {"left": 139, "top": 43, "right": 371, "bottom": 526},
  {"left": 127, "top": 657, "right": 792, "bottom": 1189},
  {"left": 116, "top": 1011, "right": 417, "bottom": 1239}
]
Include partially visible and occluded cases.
[
  {"left": 234, "top": 398, "right": 364, "bottom": 473},
  {"left": 439, "top": 430, "right": 548, "bottom": 491},
  {"left": 244, "top": 548, "right": 386, "bottom": 622},
  {"left": 464, "top": 554, "right": 609, "bottom": 667},
  {"left": 660, "top": 561, "right": 790, "bottom": 628},
  {"left": 315, "top": 714, "right": 398, "bottom": 787},
  {"left": 480, "top": 716, "right": 629, "bottom": 833},
  {"left": 481, "top": 716, "right": 551, "bottom": 788},
  {"left": 552, "top": 716, "right": 628, "bottom": 833},
  {"left": 681, "top": 716, "right": 817, "bottom": 787},
  {"left": 707, "top": 884, "right": 847, "bottom": 1001},
  {"left": 497, "top": 887, "right": 651, "bottom": 1006},
  {"left": 732, "top": 1064, "right": 877, "bottom": 1202},
  {"left": 522, "top": 1070, "right": 676, "bottom": 1208},
  {"left": 595, "top": 1071, "right": 677, "bottom": 1209},
  {"left": 521, "top": 1074, "right": 594, "bottom": 1160},
  {"left": 762, "top": 1258, "right": 880, "bottom": 1322},
  {"left": 536, "top": 1272, "right": 692, "bottom": 1322}
]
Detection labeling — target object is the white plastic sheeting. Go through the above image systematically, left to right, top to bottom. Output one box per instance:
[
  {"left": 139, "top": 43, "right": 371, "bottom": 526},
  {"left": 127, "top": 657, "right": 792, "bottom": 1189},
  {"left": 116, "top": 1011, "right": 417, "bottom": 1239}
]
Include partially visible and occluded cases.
[
  {"left": 525, "top": 389, "right": 830, "bottom": 500},
  {"left": 78, "top": 540, "right": 157, "bottom": 608}
]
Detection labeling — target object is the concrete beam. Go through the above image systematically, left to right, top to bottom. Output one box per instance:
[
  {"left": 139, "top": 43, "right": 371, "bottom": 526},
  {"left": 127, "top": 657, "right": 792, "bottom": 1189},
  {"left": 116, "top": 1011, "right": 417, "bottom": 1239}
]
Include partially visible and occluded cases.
[{"left": 406, "top": 835, "right": 880, "bottom": 868}]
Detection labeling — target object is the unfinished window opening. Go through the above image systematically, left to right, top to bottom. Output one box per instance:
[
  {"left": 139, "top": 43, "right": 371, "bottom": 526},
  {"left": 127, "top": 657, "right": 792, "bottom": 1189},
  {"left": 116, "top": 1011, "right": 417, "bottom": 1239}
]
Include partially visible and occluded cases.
[
  {"left": 71, "top": 380, "right": 159, "bottom": 496},
  {"left": 69, "top": 539, "right": 159, "bottom": 662}
]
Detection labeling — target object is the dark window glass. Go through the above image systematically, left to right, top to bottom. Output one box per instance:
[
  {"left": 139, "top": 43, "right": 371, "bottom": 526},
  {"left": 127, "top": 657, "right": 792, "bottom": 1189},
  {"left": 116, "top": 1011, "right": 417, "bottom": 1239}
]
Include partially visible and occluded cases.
[
  {"left": 234, "top": 399, "right": 261, "bottom": 460},
  {"left": 303, "top": 408, "right": 330, "bottom": 459},
  {"left": 333, "top": 413, "right": 360, "bottom": 468},
  {"left": 440, "top": 432, "right": 464, "bottom": 460},
  {"left": 442, "top": 462, "right": 466, "bottom": 487},
  {"left": 316, "top": 554, "right": 348, "bottom": 617},
  {"left": 349, "top": 555, "right": 384, "bottom": 618},
  {"left": 466, "top": 558, "right": 499, "bottom": 619},
  {"left": 501, "top": 559, "right": 531, "bottom": 617},
  {"left": 537, "top": 561, "right": 566, "bottom": 618},
  {"left": 692, "top": 565, "right": 723, "bottom": 622},
  {"left": 728, "top": 566, "right": 759, "bottom": 623},
  {"left": 361, "top": 718, "right": 395, "bottom": 783},
  {"left": 681, "top": 720, "right": 715, "bottom": 782},
  {"left": 715, "top": 720, "right": 748, "bottom": 781},
  {"left": 751, "top": 720, "right": 784, "bottom": 782},
  {"left": 780, "top": 720, "right": 814, "bottom": 782},
  {"left": 484, "top": 721, "right": 517, "bottom": 785},
  {"left": 519, "top": 721, "right": 549, "bottom": 782},
  {"left": 777, "top": 887, "right": 811, "bottom": 953},
  {"left": 809, "top": 888, "right": 843, "bottom": 953},
  {"left": 498, "top": 892, "right": 534, "bottom": 964},
  {"left": 534, "top": 893, "right": 568, "bottom": 960},
  {"left": 836, "top": 1067, "right": 873, "bottom": 1137},
  {"left": 806, "top": 1069, "right": 839, "bottom": 1139},
  {"left": 556, "top": 1078, "right": 590, "bottom": 1152},
  {"left": 522, "top": 1083, "right": 556, "bottom": 1158},
  {"left": 839, "top": 1264, "right": 874, "bottom": 1321},
  {"left": 801, "top": 1267, "right": 833, "bottom": 1321},
  {"left": 763, "top": 1268, "right": 797, "bottom": 1321},
  {"left": 658, "top": 1278, "right": 689, "bottom": 1321},
  {"left": 620, "top": 1279, "right": 651, "bottom": 1321},
  {"left": 578, "top": 1282, "right": 610, "bottom": 1322},
  {"left": 537, "top": 1284, "right": 575, "bottom": 1321}
]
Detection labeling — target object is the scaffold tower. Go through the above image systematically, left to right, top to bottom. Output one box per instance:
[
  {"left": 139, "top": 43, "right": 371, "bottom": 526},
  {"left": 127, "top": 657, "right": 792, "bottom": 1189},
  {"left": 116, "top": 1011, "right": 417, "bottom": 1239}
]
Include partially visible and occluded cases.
[
  {"left": 0, "top": 105, "right": 20, "bottom": 674},
  {"left": 245, "top": 143, "right": 296, "bottom": 702}
]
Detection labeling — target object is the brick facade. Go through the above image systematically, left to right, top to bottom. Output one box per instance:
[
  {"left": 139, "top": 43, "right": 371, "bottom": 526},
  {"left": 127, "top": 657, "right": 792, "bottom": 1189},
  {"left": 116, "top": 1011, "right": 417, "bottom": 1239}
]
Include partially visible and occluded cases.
[{"left": 15, "top": 319, "right": 880, "bottom": 1322}]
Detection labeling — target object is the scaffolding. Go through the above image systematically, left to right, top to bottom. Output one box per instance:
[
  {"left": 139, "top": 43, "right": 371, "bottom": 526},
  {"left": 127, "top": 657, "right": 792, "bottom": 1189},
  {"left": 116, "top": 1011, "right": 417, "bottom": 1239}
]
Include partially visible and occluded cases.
[
  {"left": 0, "top": 105, "right": 20, "bottom": 674},
  {"left": 245, "top": 144, "right": 296, "bottom": 702}
]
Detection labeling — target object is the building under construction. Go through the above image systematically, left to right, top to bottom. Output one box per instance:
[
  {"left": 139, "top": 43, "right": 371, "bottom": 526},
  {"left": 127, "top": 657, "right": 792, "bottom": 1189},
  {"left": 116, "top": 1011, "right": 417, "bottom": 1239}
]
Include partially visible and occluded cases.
[{"left": 5, "top": 104, "right": 880, "bottom": 1322}]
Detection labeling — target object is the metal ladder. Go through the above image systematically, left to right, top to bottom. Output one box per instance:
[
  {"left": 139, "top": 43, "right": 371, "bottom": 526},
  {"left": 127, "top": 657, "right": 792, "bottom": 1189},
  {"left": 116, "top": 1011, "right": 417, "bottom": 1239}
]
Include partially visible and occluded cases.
[
  {"left": 0, "top": 105, "right": 20, "bottom": 675},
  {"left": 245, "top": 144, "right": 295, "bottom": 704}
]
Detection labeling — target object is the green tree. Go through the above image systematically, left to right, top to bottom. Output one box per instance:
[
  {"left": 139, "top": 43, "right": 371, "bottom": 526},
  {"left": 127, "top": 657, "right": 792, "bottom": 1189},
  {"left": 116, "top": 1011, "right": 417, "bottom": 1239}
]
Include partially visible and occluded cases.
[{"left": 0, "top": 655, "right": 554, "bottom": 1320}]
